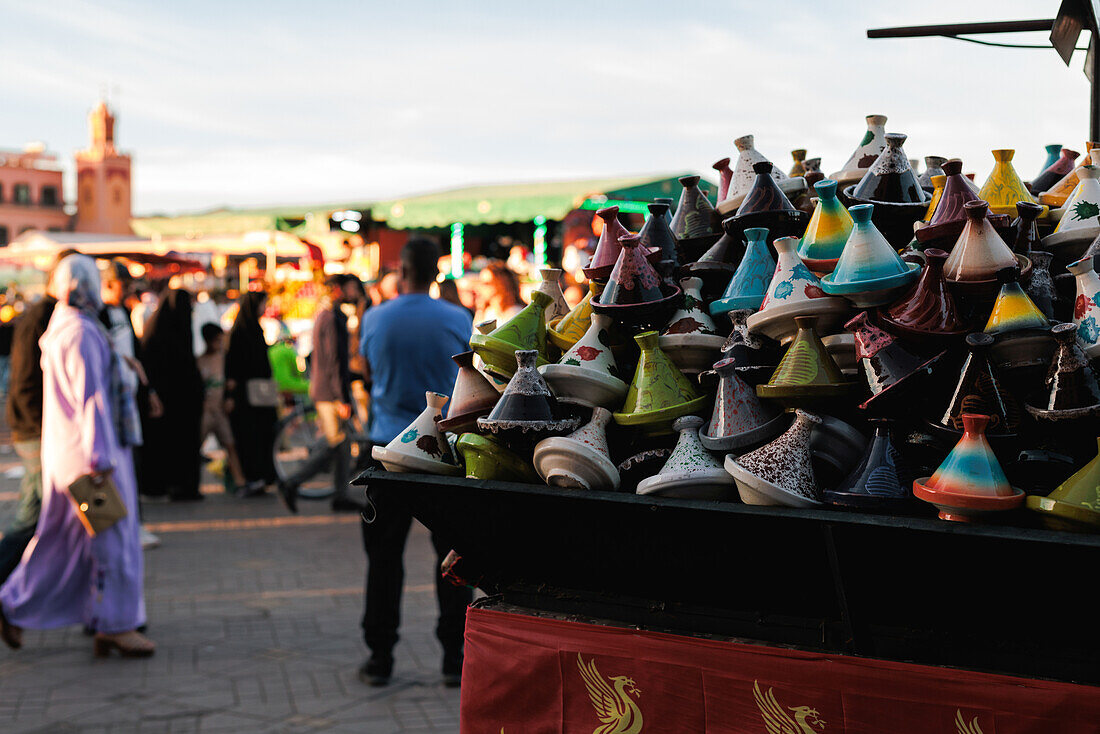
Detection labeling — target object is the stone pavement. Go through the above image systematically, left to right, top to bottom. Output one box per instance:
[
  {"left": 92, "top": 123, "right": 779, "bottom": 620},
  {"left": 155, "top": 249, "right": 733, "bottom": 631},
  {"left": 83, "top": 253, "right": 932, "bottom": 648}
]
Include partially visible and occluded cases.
[{"left": 0, "top": 439, "right": 462, "bottom": 734}]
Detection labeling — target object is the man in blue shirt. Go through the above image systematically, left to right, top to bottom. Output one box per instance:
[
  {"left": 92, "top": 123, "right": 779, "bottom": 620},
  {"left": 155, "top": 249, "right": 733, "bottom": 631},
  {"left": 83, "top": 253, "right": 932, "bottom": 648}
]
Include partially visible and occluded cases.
[{"left": 357, "top": 238, "right": 473, "bottom": 688}]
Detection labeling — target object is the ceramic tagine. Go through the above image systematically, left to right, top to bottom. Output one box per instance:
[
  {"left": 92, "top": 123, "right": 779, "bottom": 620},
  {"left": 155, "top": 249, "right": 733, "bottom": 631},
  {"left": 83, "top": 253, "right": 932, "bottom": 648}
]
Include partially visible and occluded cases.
[
  {"left": 830, "top": 114, "right": 889, "bottom": 187},
  {"left": 845, "top": 133, "right": 930, "bottom": 248},
  {"left": 724, "top": 134, "right": 787, "bottom": 206},
  {"left": 1037, "top": 143, "right": 1065, "bottom": 177},
  {"left": 1040, "top": 145, "right": 1099, "bottom": 207},
  {"left": 1031, "top": 146, "right": 1080, "bottom": 194},
  {"left": 789, "top": 149, "right": 808, "bottom": 178},
  {"left": 978, "top": 149, "right": 1044, "bottom": 218},
  {"left": 917, "top": 156, "right": 947, "bottom": 191},
  {"left": 713, "top": 157, "right": 733, "bottom": 202},
  {"left": 803, "top": 157, "right": 824, "bottom": 189},
  {"left": 915, "top": 159, "right": 985, "bottom": 247},
  {"left": 724, "top": 162, "right": 808, "bottom": 242},
  {"left": 1043, "top": 165, "right": 1100, "bottom": 257},
  {"left": 921, "top": 174, "right": 946, "bottom": 223},
  {"left": 670, "top": 175, "right": 721, "bottom": 260},
  {"left": 798, "top": 180, "right": 854, "bottom": 274},
  {"left": 656, "top": 197, "right": 675, "bottom": 225},
  {"left": 942, "top": 200, "right": 1030, "bottom": 296},
  {"left": 1011, "top": 201, "right": 1044, "bottom": 255},
  {"left": 638, "top": 202, "right": 681, "bottom": 283},
  {"left": 821, "top": 203, "right": 920, "bottom": 307},
  {"left": 583, "top": 206, "right": 632, "bottom": 281},
  {"left": 684, "top": 227, "right": 740, "bottom": 294},
  {"left": 709, "top": 227, "right": 775, "bottom": 316},
  {"left": 592, "top": 233, "right": 682, "bottom": 331},
  {"left": 746, "top": 236, "right": 850, "bottom": 344},
  {"left": 879, "top": 248, "right": 969, "bottom": 343},
  {"left": 1025, "top": 250, "right": 1058, "bottom": 320},
  {"left": 1068, "top": 256, "right": 1100, "bottom": 359},
  {"left": 983, "top": 267, "right": 1054, "bottom": 375},
  {"left": 536, "top": 268, "right": 570, "bottom": 324},
  {"left": 659, "top": 277, "right": 726, "bottom": 374},
  {"left": 549, "top": 280, "right": 603, "bottom": 352},
  {"left": 470, "top": 289, "right": 553, "bottom": 378},
  {"left": 717, "top": 309, "right": 782, "bottom": 384},
  {"left": 845, "top": 311, "right": 944, "bottom": 411},
  {"left": 540, "top": 313, "right": 629, "bottom": 409},
  {"left": 755, "top": 315, "right": 852, "bottom": 407},
  {"left": 1024, "top": 322, "right": 1100, "bottom": 423},
  {"left": 613, "top": 331, "right": 708, "bottom": 432},
  {"left": 926, "top": 333, "right": 1023, "bottom": 445},
  {"left": 476, "top": 350, "right": 582, "bottom": 445},
  {"left": 436, "top": 351, "right": 501, "bottom": 434},
  {"left": 698, "top": 357, "right": 786, "bottom": 452},
  {"left": 371, "top": 392, "right": 463, "bottom": 476},
  {"left": 533, "top": 407, "right": 621, "bottom": 491},
  {"left": 725, "top": 409, "right": 823, "bottom": 507},
  {"left": 913, "top": 413, "right": 1025, "bottom": 522},
  {"left": 636, "top": 415, "right": 736, "bottom": 499},
  {"left": 809, "top": 415, "right": 869, "bottom": 489},
  {"left": 822, "top": 419, "right": 913, "bottom": 510},
  {"left": 455, "top": 432, "right": 540, "bottom": 483},
  {"left": 1026, "top": 437, "right": 1100, "bottom": 531}
]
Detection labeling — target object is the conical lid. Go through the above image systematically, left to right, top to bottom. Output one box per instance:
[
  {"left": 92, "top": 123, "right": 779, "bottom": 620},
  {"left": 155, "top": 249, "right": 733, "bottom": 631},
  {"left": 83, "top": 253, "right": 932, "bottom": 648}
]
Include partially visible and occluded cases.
[
  {"left": 833, "top": 114, "right": 888, "bottom": 178},
  {"left": 851, "top": 133, "right": 927, "bottom": 204},
  {"left": 729, "top": 134, "right": 786, "bottom": 200},
  {"left": 1036, "top": 143, "right": 1064, "bottom": 179},
  {"left": 1039, "top": 144, "right": 1099, "bottom": 205},
  {"left": 1031, "top": 147, "right": 1080, "bottom": 193},
  {"left": 789, "top": 149, "right": 808, "bottom": 178},
  {"left": 978, "top": 149, "right": 1039, "bottom": 215},
  {"left": 917, "top": 156, "right": 948, "bottom": 190},
  {"left": 712, "top": 157, "right": 733, "bottom": 202},
  {"left": 928, "top": 159, "right": 981, "bottom": 226},
  {"left": 735, "top": 162, "right": 797, "bottom": 216},
  {"left": 1051, "top": 165, "right": 1100, "bottom": 235},
  {"left": 670, "top": 175, "right": 719, "bottom": 240},
  {"left": 923, "top": 175, "right": 946, "bottom": 222},
  {"left": 798, "top": 180, "right": 854, "bottom": 267},
  {"left": 655, "top": 197, "right": 675, "bottom": 225},
  {"left": 943, "top": 201, "right": 1018, "bottom": 282},
  {"left": 1011, "top": 201, "right": 1044, "bottom": 255},
  {"left": 638, "top": 202, "right": 680, "bottom": 273},
  {"left": 826, "top": 203, "right": 911, "bottom": 286},
  {"left": 584, "top": 206, "right": 630, "bottom": 277},
  {"left": 711, "top": 228, "right": 775, "bottom": 313},
  {"left": 694, "top": 231, "right": 737, "bottom": 265},
  {"left": 602, "top": 233, "right": 666, "bottom": 306},
  {"left": 759, "top": 237, "right": 832, "bottom": 311},
  {"left": 882, "top": 248, "right": 968, "bottom": 336},
  {"left": 1024, "top": 250, "right": 1057, "bottom": 319},
  {"left": 1068, "top": 256, "right": 1100, "bottom": 358},
  {"left": 536, "top": 268, "right": 570, "bottom": 323},
  {"left": 983, "top": 269, "right": 1049, "bottom": 335},
  {"left": 662, "top": 277, "right": 720, "bottom": 336},
  {"left": 549, "top": 280, "right": 602, "bottom": 351},
  {"left": 470, "top": 290, "right": 552, "bottom": 376},
  {"left": 846, "top": 311, "right": 942, "bottom": 405},
  {"left": 558, "top": 313, "right": 622, "bottom": 379},
  {"left": 759, "top": 315, "right": 848, "bottom": 392},
  {"left": 1028, "top": 322, "right": 1100, "bottom": 414},
  {"left": 616, "top": 331, "right": 701, "bottom": 416},
  {"left": 930, "top": 333, "right": 1022, "bottom": 437},
  {"left": 481, "top": 350, "right": 560, "bottom": 424},
  {"left": 441, "top": 351, "right": 500, "bottom": 428},
  {"left": 704, "top": 357, "right": 781, "bottom": 440},
  {"left": 383, "top": 391, "right": 460, "bottom": 469},
  {"left": 561, "top": 406, "right": 614, "bottom": 460},
  {"left": 533, "top": 407, "right": 620, "bottom": 491},
  {"left": 730, "top": 410, "right": 821, "bottom": 502},
  {"left": 925, "top": 414, "right": 1015, "bottom": 497},
  {"left": 656, "top": 416, "right": 728, "bottom": 477},
  {"left": 829, "top": 420, "right": 910, "bottom": 503},
  {"left": 457, "top": 432, "right": 540, "bottom": 483},
  {"left": 1027, "top": 438, "right": 1100, "bottom": 528}
]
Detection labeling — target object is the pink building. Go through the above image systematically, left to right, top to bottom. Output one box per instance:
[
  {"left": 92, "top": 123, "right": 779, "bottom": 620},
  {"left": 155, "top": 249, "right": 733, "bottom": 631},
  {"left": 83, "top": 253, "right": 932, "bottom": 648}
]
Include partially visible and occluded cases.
[{"left": 0, "top": 144, "right": 68, "bottom": 246}]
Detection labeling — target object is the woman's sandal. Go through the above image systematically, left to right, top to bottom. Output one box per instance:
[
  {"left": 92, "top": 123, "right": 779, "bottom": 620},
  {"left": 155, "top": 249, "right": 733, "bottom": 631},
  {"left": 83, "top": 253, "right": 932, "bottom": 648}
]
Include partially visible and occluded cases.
[
  {"left": 0, "top": 606, "right": 23, "bottom": 650},
  {"left": 93, "top": 630, "right": 155, "bottom": 658}
]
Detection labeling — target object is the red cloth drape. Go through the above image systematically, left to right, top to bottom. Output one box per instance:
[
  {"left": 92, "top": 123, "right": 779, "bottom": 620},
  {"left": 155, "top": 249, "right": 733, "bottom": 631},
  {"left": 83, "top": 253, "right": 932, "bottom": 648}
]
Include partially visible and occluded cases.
[{"left": 460, "top": 606, "right": 1100, "bottom": 733}]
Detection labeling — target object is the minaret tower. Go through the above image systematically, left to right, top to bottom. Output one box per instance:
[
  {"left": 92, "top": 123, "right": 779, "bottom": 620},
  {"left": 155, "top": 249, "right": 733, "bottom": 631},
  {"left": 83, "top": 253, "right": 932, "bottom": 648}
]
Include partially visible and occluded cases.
[{"left": 74, "top": 100, "right": 132, "bottom": 234}]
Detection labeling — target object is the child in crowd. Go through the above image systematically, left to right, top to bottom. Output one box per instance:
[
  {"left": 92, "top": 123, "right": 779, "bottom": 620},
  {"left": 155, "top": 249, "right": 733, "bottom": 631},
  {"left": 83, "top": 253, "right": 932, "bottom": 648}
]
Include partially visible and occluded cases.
[{"left": 197, "top": 323, "right": 248, "bottom": 491}]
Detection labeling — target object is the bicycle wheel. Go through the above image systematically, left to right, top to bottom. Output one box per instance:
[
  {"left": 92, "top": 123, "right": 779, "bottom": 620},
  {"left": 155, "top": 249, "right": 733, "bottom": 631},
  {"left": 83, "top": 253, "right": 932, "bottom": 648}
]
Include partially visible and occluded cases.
[{"left": 272, "top": 409, "right": 336, "bottom": 500}]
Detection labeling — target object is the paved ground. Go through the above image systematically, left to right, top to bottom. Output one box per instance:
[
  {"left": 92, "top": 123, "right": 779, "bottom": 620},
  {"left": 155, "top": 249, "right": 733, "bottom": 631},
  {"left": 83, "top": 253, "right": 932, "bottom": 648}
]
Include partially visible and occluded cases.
[{"left": 0, "top": 435, "right": 462, "bottom": 733}]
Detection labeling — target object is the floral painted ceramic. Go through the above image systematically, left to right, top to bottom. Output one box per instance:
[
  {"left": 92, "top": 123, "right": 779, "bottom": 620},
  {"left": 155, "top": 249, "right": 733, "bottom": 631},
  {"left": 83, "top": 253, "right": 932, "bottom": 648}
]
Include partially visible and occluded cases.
[
  {"left": 830, "top": 114, "right": 888, "bottom": 186},
  {"left": 1044, "top": 165, "right": 1100, "bottom": 254},
  {"left": 1068, "top": 256, "right": 1100, "bottom": 359},
  {"left": 535, "top": 268, "right": 570, "bottom": 324},
  {"left": 659, "top": 277, "right": 726, "bottom": 374},
  {"left": 540, "top": 313, "right": 629, "bottom": 409},
  {"left": 613, "top": 331, "right": 708, "bottom": 432},
  {"left": 372, "top": 392, "right": 462, "bottom": 475},
  {"left": 533, "top": 407, "right": 621, "bottom": 491}
]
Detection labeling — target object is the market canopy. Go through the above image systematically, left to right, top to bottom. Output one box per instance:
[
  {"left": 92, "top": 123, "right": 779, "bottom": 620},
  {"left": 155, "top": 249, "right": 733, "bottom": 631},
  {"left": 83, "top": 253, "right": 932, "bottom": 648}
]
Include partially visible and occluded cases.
[
  {"left": 371, "top": 173, "right": 696, "bottom": 230},
  {"left": 132, "top": 202, "right": 371, "bottom": 239}
]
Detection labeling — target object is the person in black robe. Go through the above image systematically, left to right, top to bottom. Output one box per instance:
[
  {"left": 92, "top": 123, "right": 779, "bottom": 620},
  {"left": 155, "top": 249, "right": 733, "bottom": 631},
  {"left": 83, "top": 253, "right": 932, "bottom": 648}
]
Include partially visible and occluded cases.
[
  {"left": 139, "top": 288, "right": 204, "bottom": 501},
  {"left": 225, "top": 291, "right": 277, "bottom": 494}
]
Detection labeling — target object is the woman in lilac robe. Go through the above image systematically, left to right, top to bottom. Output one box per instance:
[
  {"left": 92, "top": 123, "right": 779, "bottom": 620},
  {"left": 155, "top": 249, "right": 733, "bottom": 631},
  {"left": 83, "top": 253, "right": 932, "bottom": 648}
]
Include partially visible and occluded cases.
[{"left": 0, "top": 255, "right": 153, "bottom": 657}]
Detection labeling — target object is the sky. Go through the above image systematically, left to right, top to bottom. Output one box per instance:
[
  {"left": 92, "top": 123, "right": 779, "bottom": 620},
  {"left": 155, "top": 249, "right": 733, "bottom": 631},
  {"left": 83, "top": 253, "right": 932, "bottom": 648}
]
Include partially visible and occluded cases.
[{"left": 0, "top": 0, "right": 1093, "bottom": 216}]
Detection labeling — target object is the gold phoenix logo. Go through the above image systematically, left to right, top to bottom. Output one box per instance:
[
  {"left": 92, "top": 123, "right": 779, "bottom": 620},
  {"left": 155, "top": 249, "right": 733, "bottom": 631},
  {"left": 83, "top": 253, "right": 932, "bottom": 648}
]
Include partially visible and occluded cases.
[
  {"left": 578, "top": 653, "right": 644, "bottom": 734},
  {"left": 754, "top": 680, "right": 827, "bottom": 733},
  {"left": 956, "top": 709, "right": 985, "bottom": 734}
]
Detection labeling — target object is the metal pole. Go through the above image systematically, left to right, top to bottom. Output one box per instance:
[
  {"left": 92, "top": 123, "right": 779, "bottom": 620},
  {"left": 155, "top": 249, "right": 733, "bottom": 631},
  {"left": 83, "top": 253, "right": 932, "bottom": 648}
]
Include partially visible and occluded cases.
[{"left": 867, "top": 19, "right": 1055, "bottom": 39}]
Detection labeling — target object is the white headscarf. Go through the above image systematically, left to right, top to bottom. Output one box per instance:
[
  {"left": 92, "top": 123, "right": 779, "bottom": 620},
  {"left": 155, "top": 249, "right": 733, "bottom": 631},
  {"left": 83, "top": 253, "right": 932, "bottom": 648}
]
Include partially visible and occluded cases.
[{"left": 52, "top": 254, "right": 103, "bottom": 314}]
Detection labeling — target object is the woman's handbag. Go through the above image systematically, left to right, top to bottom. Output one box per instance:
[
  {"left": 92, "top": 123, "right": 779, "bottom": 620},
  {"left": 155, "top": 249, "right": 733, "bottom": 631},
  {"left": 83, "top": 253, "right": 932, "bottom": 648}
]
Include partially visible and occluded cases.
[
  {"left": 245, "top": 378, "right": 279, "bottom": 408},
  {"left": 68, "top": 471, "right": 128, "bottom": 537}
]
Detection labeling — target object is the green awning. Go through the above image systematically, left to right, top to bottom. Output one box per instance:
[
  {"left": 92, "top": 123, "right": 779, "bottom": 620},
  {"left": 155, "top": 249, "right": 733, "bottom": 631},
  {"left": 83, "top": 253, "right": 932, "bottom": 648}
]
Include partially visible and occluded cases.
[
  {"left": 372, "top": 174, "right": 697, "bottom": 230},
  {"left": 132, "top": 202, "right": 372, "bottom": 238}
]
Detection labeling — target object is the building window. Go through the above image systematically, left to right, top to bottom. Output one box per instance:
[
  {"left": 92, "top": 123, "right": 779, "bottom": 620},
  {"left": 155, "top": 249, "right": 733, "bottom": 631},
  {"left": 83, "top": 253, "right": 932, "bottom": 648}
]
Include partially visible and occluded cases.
[
  {"left": 0, "top": 183, "right": 4, "bottom": 203},
  {"left": 14, "top": 183, "right": 31, "bottom": 205},
  {"left": 41, "top": 185, "right": 59, "bottom": 206},
  {"left": 0, "top": 226, "right": 8, "bottom": 246},
  {"left": 18, "top": 226, "right": 34, "bottom": 234}
]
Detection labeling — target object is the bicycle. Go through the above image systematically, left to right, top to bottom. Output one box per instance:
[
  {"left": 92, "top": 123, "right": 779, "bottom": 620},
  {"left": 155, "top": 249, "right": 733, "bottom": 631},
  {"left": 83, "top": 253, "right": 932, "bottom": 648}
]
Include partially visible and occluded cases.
[{"left": 272, "top": 396, "right": 370, "bottom": 500}]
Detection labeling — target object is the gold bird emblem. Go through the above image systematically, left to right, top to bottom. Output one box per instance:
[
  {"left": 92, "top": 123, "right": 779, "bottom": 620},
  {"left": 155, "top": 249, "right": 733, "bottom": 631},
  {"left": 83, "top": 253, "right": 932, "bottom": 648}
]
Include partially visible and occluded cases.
[
  {"left": 577, "top": 653, "right": 644, "bottom": 734},
  {"left": 753, "top": 680, "right": 827, "bottom": 733},
  {"left": 955, "top": 710, "right": 985, "bottom": 734}
]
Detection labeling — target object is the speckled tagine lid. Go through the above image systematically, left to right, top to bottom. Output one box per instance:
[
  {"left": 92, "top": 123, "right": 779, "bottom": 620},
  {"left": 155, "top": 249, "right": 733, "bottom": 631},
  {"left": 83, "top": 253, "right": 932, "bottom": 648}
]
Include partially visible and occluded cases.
[
  {"left": 830, "top": 114, "right": 889, "bottom": 186},
  {"left": 850, "top": 133, "right": 928, "bottom": 205},
  {"left": 726, "top": 134, "right": 787, "bottom": 203},
  {"left": 978, "top": 148, "right": 1044, "bottom": 218},
  {"left": 798, "top": 180, "right": 854, "bottom": 273},
  {"left": 820, "top": 203, "right": 919, "bottom": 307},
  {"left": 583, "top": 206, "right": 631, "bottom": 281},
  {"left": 710, "top": 227, "right": 775, "bottom": 316},
  {"left": 592, "top": 234, "right": 683, "bottom": 331},
  {"left": 879, "top": 248, "right": 969, "bottom": 343},
  {"left": 659, "top": 276, "right": 726, "bottom": 374},
  {"left": 548, "top": 280, "right": 603, "bottom": 352},
  {"left": 470, "top": 290, "right": 553, "bottom": 380},
  {"left": 717, "top": 308, "right": 782, "bottom": 385},
  {"left": 540, "top": 313, "right": 628, "bottom": 409},
  {"left": 756, "top": 315, "right": 853, "bottom": 406},
  {"left": 1025, "top": 322, "right": 1100, "bottom": 423},
  {"left": 613, "top": 330, "right": 708, "bottom": 432},
  {"left": 477, "top": 350, "right": 582, "bottom": 443},
  {"left": 437, "top": 351, "right": 501, "bottom": 434},
  {"left": 699, "top": 357, "right": 786, "bottom": 452},
  {"left": 372, "top": 391, "right": 463, "bottom": 476},
  {"left": 533, "top": 407, "right": 621, "bottom": 491},
  {"left": 725, "top": 409, "right": 823, "bottom": 507},
  {"left": 913, "top": 413, "right": 1024, "bottom": 522},
  {"left": 637, "top": 416, "right": 736, "bottom": 500},
  {"left": 823, "top": 419, "right": 914, "bottom": 510},
  {"left": 455, "top": 432, "right": 540, "bottom": 483},
  {"left": 1027, "top": 437, "right": 1100, "bottom": 531}
]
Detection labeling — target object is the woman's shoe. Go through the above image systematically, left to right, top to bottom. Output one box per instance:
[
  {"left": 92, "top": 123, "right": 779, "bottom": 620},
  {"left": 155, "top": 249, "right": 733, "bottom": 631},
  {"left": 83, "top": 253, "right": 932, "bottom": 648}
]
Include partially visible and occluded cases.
[
  {"left": 239, "top": 480, "right": 267, "bottom": 497},
  {"left": 1, "top": 607, "right": 24, "bottom": 650},
  {"left": 93, "top": 630, "right": 155, "bottom": 658}
]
